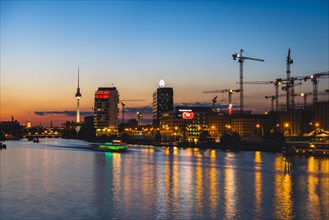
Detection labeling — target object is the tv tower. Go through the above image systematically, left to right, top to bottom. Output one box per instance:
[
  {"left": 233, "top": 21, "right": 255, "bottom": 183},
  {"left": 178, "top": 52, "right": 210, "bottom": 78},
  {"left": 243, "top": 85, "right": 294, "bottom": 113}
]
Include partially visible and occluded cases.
[{"left": 75, "top": 67, "right": 82, "bottom": 123}]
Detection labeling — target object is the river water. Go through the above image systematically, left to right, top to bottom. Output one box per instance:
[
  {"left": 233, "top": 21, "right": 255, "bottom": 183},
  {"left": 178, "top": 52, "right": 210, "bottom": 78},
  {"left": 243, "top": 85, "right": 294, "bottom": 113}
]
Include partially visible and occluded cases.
[{"left": 0, "top": 139, "right": 328, "bottom": 220}]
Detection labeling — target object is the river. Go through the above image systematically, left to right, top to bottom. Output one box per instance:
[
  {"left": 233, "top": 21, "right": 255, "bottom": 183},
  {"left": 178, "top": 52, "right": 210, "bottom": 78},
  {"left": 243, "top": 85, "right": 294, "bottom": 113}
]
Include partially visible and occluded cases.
[{"left": 1, "top": 139, "right": 328, "bottom": 219}]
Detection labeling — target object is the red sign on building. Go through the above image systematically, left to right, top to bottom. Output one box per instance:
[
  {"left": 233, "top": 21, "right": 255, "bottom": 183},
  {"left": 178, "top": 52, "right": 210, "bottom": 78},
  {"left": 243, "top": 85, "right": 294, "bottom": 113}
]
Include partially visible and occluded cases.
[
  {"left": 95, "top": 90, "right": 110, "bottom": 99},
  {"left": 182, "top": 111, "right": 194, "bottom": 119}
]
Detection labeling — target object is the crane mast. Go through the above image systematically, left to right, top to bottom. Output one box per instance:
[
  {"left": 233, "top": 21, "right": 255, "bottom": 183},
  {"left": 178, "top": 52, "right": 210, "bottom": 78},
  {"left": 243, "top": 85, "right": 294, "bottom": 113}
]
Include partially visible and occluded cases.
[
  {"left": 232, "top": 49, "right": 264, "bottom": 114},
  {"left": 286, "top": 49, "right": 293, "bottom": 110},
  {"left": 310, "top": 72, "right": 329, "bottom": 103},
  {"left": 300, "top": 92, "right": 312, "bottom": 107},
  {"left": 212, "top": 96, "right": 217, "bottom": 108},
  {"left": 265, "top": 96, "right": 275, "bottom": 112},
  {"left": 120, "top": 99, "right": 145, "bottom": 123}
]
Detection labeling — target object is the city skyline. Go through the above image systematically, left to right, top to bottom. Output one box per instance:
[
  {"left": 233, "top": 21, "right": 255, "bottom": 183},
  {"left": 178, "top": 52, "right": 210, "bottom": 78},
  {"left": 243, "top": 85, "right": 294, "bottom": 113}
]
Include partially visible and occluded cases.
[{"left": 1, "top": 1, "right": 328, "bottom": 126}]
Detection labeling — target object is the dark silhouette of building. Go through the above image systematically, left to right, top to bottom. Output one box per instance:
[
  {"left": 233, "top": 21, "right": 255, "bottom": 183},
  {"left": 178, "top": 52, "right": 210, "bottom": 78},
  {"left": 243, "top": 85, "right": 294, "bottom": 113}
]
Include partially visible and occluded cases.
[
  {"left": 152, "top": 85, "right": 173, "bottom": 127},
  {"left": 0, "top": 117, "right": 23, "bottom": 140}
]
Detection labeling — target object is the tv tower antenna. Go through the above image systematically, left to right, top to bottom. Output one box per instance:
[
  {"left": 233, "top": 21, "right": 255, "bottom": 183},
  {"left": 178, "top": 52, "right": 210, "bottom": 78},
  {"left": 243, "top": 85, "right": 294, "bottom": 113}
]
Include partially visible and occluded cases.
[{"left": 75, "top": 67, "right": 82, "bottom": 123}]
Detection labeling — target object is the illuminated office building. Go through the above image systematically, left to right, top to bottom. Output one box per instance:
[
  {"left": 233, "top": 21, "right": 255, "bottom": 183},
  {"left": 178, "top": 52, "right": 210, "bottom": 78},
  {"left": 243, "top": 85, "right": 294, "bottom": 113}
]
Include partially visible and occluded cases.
[
  {"left": 152, "top": 80, "right": 173, "bottom": 127},
  {"left": 94, "top": 87, "right": 119, "bottom": 135},
  {"left": 136, "top": 112, "right": 143, "bottom": 126}
]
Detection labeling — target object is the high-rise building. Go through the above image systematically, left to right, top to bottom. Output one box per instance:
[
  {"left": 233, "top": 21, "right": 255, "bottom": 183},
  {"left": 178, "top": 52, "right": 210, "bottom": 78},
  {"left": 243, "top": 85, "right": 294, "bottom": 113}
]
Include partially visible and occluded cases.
[
  {"left": 152, "top": 80, "right": 173, "bottom": 127},
  {"left": 94, "top": 87, "right": 119, "bottom": 135},
  {"left": 136, "top": 112, "right": 143, "bottom": 126}
]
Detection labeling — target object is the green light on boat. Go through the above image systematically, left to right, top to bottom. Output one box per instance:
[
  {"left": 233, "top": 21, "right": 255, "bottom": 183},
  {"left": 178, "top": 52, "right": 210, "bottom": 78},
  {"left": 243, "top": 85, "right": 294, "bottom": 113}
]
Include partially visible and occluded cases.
[
  {"left": 98, "top": 144, "right": 128, "bottom": 151},
  {"left": 105, "top": 152, "right": 113, "bottom": 158}
]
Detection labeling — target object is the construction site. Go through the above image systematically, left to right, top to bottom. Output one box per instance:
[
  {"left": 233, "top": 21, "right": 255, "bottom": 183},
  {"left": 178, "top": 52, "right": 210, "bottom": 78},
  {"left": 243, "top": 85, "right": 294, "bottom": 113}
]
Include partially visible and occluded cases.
[{"left": 159, "top": 49, "right": 329, "bottom": 142}]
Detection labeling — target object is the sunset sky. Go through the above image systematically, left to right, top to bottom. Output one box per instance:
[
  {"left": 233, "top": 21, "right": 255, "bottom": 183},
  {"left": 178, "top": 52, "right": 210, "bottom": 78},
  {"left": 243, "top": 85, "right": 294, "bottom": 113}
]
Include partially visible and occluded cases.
[{"left": 1, "top": 0, "right": 328, "bottom": 127}]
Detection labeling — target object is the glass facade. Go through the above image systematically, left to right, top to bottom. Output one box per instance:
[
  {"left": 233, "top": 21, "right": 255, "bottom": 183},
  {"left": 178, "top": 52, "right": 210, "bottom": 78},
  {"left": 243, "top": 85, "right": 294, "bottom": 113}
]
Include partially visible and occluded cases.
[{"left": 152, "top": 87, "right": 173, "bottom": 127}]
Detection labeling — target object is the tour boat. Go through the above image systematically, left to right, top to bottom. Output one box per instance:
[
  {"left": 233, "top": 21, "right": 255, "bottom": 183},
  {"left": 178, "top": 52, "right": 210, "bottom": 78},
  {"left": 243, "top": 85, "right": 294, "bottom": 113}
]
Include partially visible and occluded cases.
[{"left": 90, "top": 140, "right": 128, "bottom": 152}]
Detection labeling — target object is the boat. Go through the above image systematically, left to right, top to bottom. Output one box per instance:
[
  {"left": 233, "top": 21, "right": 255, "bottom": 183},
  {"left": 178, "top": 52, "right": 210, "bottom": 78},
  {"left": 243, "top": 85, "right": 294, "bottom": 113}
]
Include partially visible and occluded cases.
[
  {"left": 33, "top": 138, "right": 39, "bottom": 143},
  {"left": 90, "top": 140, "right": 129, "bottom": 152},
  {"left": 0, "top": 142, "right": 6, "bottom": 150},
  {"left": 282, "top": 142, "right": 329, "bottom": 157}
]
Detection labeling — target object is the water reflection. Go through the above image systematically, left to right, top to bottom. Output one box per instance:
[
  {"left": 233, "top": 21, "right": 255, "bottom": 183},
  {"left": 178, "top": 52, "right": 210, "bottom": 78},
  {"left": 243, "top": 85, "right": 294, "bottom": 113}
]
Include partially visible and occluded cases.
[
  {"left": 1, "top": 140, "right": 329, "bottom": 220},
  {"left": 209, "top": 150, "right": 219, "bottom": 219},
  {"left": 254, "top": 152, "right": 262, "bottom": 218},
  {"left": 224, "top": 154, "right": 237, "bottom": 219},
  {"left": 274, "top": 156, "right": 293, "bottom": 219},
  {"left": 283, "top": 157, "right": 292, "bottom": 176}
]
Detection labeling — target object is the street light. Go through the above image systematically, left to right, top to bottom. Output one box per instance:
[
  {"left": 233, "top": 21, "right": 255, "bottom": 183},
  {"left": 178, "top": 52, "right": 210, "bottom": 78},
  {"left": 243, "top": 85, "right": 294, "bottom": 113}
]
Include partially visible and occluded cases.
[
  {"left": 284, "top": 123, "right": 290, "bottom": 136},
  {"left": 256, "top": 124, "right": 264, "bottom": 136},
  {"left": 211, "top": 125, "right": 215, "bottom": 137}
]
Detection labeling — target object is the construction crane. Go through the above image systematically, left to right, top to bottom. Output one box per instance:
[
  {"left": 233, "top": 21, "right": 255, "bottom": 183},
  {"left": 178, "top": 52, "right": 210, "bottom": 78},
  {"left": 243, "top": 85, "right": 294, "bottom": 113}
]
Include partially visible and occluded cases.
[
  {"left": 286, "top": 48, "right": 294, "bottom": 110},
  {"left": 232, "top": 49, "right": 264, "bottom": 114},
  {"left": 310, "top": 71, "right": 329, "bottom": 103},
  {"left": 277, "top": 72, "right": 327, "bottom": 108},
  {"left": 286, "top": 75, "right": 311, "bottom": 109},
  {"left": 242, "top": 79, "right": 282, "bottom": 111},
  {"left": 282, "top": 81, "right": 302, "bottom": 109},
  {"left": 204, "top": 89, "right": 240, "bottom": 115},
  {"left": 300, "top": 92, "right": 312, "bottom": 107},
  {"left": 265, "top": 94, "right": 286, "bottom": 112},
  {"left": 212, "top": 96, "right": 217, "bottom": 108},
  {"left": 265, "top": 96, "right": 276, "bottom": 112},
  {"left": 120, "top": 99, "right": 145, "bottom": 123}
]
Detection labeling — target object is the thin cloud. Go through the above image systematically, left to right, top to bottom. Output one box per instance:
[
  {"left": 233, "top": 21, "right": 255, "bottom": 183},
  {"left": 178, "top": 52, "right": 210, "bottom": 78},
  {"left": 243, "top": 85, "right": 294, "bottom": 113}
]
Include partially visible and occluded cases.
[
  {"left": 175, "top": 102, "right": 239, "bottom": 109},
  {"left": 124, "top": 106, "right": 152, "bottom": 114},
  {"left": 34, "top": 111, "right": 93, "bottom": 117}
]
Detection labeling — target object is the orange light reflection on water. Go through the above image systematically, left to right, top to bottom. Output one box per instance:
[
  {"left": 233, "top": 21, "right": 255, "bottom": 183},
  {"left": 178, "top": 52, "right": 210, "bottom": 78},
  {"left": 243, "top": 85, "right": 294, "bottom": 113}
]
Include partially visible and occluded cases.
[
  {"left": 209, "top": 150, "right": 218, "bottom": 219},
  {"left": 254, "top": 152, "right": 262, "bottom": 217},
  {"left": 224, "top": 154, "right": 237, "bottom": 220},
  {"left": 195, "top": 157, "right": 204, "bottom": 217},
  {"left": 274, "top": 157, "right": 293, "bottom": 220},
  {"left": 307, "top": 157, "right": 321, "bottom": 219}
]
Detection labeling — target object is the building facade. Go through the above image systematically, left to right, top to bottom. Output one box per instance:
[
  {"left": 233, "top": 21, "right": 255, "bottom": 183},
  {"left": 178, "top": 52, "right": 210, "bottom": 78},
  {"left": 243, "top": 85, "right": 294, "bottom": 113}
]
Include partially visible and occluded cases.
[
  {"left": 152, "top": 86, "right": 173, "bottom": 127},
  {"left": 94, "top": 87, "right": 119, "bottom": 136},
  {"left": 311, "top": 101, "right": 329, "bottom": 131},
  {"left": 160, "top": 106, "right": 213, "bottom": 141},
  {"left": 136, "top": 112, "right": 143, "bottom": 126},
  {"left": 231, "top": 114, "right": 276, "bottom": 137}
]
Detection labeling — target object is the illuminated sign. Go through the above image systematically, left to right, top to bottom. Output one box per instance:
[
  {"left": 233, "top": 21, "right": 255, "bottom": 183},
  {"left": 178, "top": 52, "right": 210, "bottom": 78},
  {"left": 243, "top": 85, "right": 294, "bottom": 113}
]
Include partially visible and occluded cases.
[
  {"left": 95, "top": 90, "right": 110, "bottom": 99},
  {"left": 178, "top": 109, "right": 192, "bottom": 112},
  {"left": 182, "top": 111, "right": 194, "bottom": 119}
]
